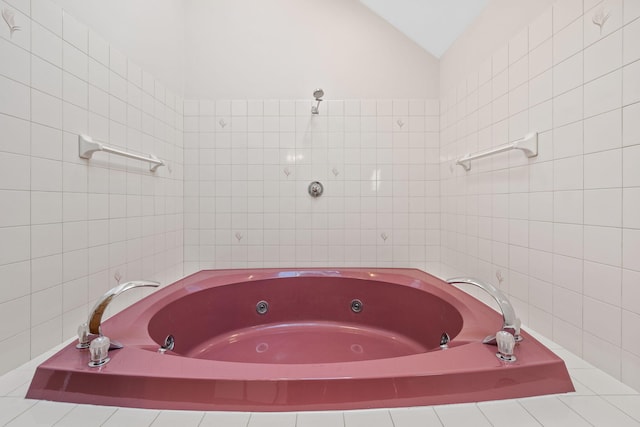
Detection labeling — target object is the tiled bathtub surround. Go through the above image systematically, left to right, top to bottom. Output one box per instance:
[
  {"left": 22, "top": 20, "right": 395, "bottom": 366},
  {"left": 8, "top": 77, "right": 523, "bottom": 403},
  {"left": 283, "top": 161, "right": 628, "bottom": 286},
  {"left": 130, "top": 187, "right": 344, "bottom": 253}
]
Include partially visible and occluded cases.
[
  {"left": 0, "top": 0, "right": 184, "bottom": 375},
  {"left": 440, "top": 0, "right": 640, "bottom": 389},
  {"left": 183, "top": 98, "right": 440, "bottom": 273}
]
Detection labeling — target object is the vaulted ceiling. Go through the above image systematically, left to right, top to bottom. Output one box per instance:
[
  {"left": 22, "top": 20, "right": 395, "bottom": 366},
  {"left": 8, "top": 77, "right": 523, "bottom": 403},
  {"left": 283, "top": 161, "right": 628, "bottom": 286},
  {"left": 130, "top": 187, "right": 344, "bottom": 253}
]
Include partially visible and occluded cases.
[{"left": 359, "top": 0, "right": 489, "bottom": 58}]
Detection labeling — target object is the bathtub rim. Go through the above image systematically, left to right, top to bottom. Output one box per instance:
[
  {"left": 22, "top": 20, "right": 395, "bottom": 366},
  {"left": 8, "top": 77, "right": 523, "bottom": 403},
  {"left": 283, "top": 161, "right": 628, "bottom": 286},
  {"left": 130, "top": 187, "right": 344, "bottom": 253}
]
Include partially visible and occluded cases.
[{"left": 26, "top": 268, "right": 575, "bottom": 411}]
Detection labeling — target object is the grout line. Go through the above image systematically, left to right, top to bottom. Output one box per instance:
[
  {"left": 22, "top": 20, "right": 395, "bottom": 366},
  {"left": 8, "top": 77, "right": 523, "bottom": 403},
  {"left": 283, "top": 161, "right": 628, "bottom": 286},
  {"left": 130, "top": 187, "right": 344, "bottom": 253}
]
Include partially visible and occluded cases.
[
  {"left": 555, "top": 394, "right": 598, "bottom": 426},
  {"left": 603, "top": 395, "right": 640, "bottom": 423},
  {"left": 0, "top": 397, "right": 37, "bottom": 426},
  {"left": 515, "top": 399, "right": 545, "bottom": 427},
  {"left": 432, "top": 406, "right": 445, "bottom": 427}
]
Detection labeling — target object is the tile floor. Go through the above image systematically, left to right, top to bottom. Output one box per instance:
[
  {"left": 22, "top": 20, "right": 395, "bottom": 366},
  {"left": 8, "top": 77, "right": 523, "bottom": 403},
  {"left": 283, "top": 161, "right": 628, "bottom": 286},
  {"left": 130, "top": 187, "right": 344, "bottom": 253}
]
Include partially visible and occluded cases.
[{"left": 0, "top": 328, "right": 638, "bottom": 426}]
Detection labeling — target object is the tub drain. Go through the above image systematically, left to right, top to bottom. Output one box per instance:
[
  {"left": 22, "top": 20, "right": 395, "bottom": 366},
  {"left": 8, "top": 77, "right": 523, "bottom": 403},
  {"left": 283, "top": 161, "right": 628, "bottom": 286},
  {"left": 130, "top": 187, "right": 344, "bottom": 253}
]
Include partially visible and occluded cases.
[
  {"left": 350, "top": 299, "right": 363, "bottom": 313},
  {"left": 256, "top": 300, "right": 269, "bottom": 315}
]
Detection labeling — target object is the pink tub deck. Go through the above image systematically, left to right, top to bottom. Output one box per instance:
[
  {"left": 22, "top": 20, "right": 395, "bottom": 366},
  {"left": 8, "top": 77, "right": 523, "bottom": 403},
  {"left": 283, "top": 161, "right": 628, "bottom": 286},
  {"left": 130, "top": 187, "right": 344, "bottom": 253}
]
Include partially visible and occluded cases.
[{"left": 27, "top": 268, "right": 574, "bottom": 411}]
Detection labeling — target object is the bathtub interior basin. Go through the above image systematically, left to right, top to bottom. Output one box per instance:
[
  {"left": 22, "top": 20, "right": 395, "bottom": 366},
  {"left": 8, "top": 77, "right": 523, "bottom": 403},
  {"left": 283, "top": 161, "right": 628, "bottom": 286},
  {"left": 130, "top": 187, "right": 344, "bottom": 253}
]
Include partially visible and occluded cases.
[
  {"left": 27, "top": 268, "right": 574, "bottom": 411},
  {"left": 147, "top": 276, "right": 463, "bottom": 364}
]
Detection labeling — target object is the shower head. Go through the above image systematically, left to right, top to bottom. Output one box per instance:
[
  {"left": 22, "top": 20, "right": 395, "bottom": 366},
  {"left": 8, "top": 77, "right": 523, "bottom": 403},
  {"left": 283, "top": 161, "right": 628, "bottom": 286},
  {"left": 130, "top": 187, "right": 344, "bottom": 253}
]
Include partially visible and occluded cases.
[{"left": 311, "top": 88, "right": 325, "bottom": 114}]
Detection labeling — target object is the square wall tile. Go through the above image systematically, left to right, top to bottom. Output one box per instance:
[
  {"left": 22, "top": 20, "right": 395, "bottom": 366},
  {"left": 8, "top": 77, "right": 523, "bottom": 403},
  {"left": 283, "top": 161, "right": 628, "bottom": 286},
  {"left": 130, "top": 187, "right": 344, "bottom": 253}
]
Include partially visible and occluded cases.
[
  {"left": 4, "top": 0, "right": 30, "bottom": 16},
  {"left": 554, "top": 0, "right": 583, "bottom": 33},
  {"left": 584, "top": 0, "right": 624, "bottom": 46},
  {"left": 625, "top": 0, "right": 640, "bottom": 23},
  {"left": 0, "top": 3, "right": 31, "bottom": 51},
  {"left": 530, "top": 6, "right": 553, "bottom": 49},
  {"left": 62, "top": 11, "right": 88, "bottom": 53},
  {"left": 554, "top": 18, "right": 583, "bottom": 64},
  {"left": 623, "top": 18, "right": 640, "bottom": 64},
  {"left": 31, "top": 22, "right": 62, "bottom": 67},
  {"left": 509, "top": 27, "right": 529, "bottom": 64},
  {"left": 584, "top": 30, "right": 622, "bottom": 83},
  {"left": 88, "top": 31, "right": 109, "bottom": 65},
  {"left": 0, "top": 38, "right": 30, "bottom": 85},
  {"left": 529, "top": 38, "right": 553, "bottom": 78},
  {"left": 493, "top": 44, "right": 509, "bottom": 75},
  {"left": 109, "top": 46, "right": 128, "bottom": 77},
  {"left": 554, "top": 52, "right": 583, "bottom": 96},
  {"left": 31, "top": 54, "right": 62, "bottom": 98},
  {"left": 88, "top": 58, "right": 108, "bottom": 91},
  {"left": 623, "top": 60, "right": 640, "bottom": 106},
  {"left": 529, "top": 69, "right": 553, "bottom": 106},
  {"left": 584, "top": 69, "right": 622, "bottom": 119},
  {"left": 63, "top": 71, "right": 88, "bottom": 108},
  {"left": 0, "top": 75, "right": 29, "bottom": 120},
  {"left": 553, "top": 86, "right": 583, "bottom": 127},
  {"left": 31, "top": 89, "right": 62, "bottom": 129},
  {"left": 62, "top": 101, "right": 88, "bottom": 134},
  {"left": 623, "top": 102, "right": 640, "bottom": 146},
  {"left": 584, "top": 109, "right": 622, "bottom": 153},
  {"left": 0, "top": 113, "right": 29, "bottom": 155},
  {"left": 553, "top": 121, "right": 583, "bottom": 159},
  {"left": 584, "top": 149, "right": 622, "bottom": 189},
  {"left": 0, "top": 152, "right": 30, "bottom": 190},
  {"left": 553, "top": 156, "right": 583, "bottom": 190},
  {"left": 31, "top": 157, "right": 62, "bottom": 191},
  {"left": 623, "top": 187, "right": 640, "bottom": 229},
  {"left": 584, "top": 189, "right": 622, "bottom": 227},
  {"left": 0, "top": 190, "right": 29, "bottom": 227},
  {"left": 554, "top": 190, "right": 583, "bottom": 224},
  {"left": 31, "top": 191, "right": 62, "bottom": 224},
  {"left": 529, "top": 221, "right": 553, "bottom": 252},
  {"left": 31, "top": 223, "right": 62, "bottom": 258},
  {"left": 553, "top": 223, "right": 584, "bottom": 258},
  {"left": 584, "top": 225, "right": 622, "bottom": 266},
  {"left": 0, "top": 226, "right": 30, "bottom": 265},
  {"left": 622, "top": 229, "right": 640, "bottom": 271},
  {"left": 530, "top": 250, "right": 553, "bottom": 287},
  {"left": 553, "top": 253, "right": 584, "bottom": 293},
  {"left": 584, "top": 260, "right": 622, "bottom": 306},
  {"left": 0, "top": 261, "right": 29, "bottom": 304},
  {"left": 622, "top": 268, "right": 640, "bottom": 314},
  {"left": 553, "top": 286, "right": 583, "bottom": 326},
  {"left": 584, "top": 297, "right": 622, "bottom": 346},
  {"left": 0, "top": 332, "right": 30, "bottom": 375}
]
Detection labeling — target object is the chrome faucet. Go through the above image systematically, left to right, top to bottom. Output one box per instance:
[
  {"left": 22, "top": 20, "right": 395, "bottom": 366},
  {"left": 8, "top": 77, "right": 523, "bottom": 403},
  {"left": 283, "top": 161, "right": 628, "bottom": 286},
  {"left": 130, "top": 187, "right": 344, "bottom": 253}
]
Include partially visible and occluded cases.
[
  {"left": 447, "top": 277, "right": 522, "bottom": 344},
  {"left": 77, "top": 280, "right": 159, "bottom": 350}
]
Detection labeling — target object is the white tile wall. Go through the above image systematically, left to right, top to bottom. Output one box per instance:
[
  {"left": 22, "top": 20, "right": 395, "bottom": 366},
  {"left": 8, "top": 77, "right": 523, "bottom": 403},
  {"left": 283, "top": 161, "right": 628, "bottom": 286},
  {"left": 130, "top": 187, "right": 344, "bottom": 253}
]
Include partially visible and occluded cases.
[
  {"left": 0, "top": 0, "right": 184, "bottom": 375},
  {"left": 0, "top": 0, "right": 639, "bottom": 408},
  {"left": 440, "top": 0, "right": 640, "bottom": 391},
  {"left": 183, "top": 98, "right": 440, "bottom": 272}
]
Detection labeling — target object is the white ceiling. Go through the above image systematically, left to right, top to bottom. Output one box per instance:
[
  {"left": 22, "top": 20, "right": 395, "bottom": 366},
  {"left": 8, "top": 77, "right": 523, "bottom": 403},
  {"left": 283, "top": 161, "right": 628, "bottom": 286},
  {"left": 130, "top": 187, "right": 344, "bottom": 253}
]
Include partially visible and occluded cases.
[{"left": 359, "top": 0, "right": 489, "bottom": 58}]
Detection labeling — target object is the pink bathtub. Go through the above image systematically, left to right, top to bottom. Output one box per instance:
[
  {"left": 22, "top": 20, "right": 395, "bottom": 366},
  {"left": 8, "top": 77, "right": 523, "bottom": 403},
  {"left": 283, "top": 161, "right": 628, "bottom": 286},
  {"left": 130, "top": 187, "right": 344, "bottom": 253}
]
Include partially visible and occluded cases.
[{"left": 27, "top": 268, "right": 573, "bottom": 411}]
